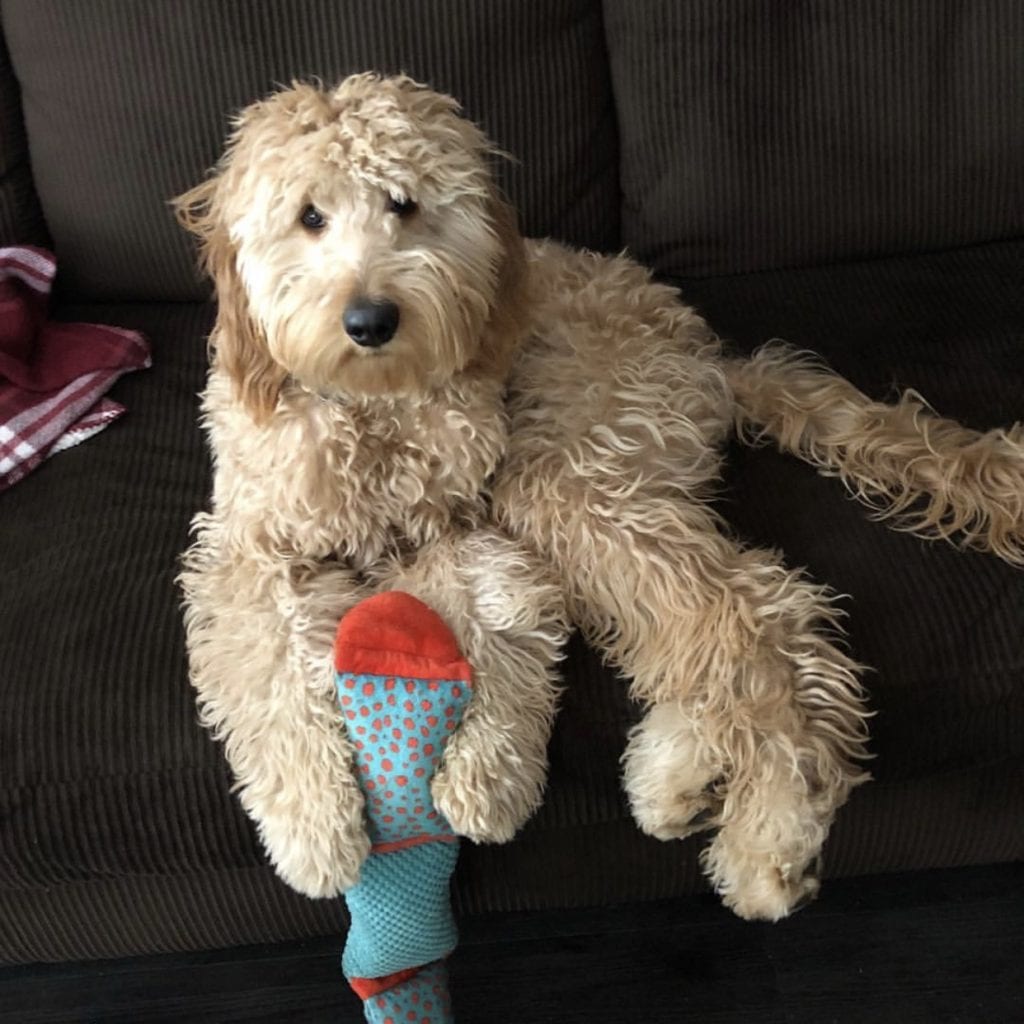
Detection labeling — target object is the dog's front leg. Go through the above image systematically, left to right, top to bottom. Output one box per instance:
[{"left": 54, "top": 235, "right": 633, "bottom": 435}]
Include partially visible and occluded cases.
[
  {"left": 180, "top": 522, "right": 371, "bottom": 898},
  {"left": 376, "top": 529, "right": 569, "bottom": 844}
]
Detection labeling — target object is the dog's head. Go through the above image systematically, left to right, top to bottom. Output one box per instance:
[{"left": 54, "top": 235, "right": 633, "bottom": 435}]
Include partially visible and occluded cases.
[{"left": 175, "top": 74, "right": 526, "bottom": 421}]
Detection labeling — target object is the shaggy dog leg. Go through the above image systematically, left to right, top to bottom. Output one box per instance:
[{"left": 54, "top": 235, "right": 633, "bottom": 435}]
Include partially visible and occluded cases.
[
  {"left": 496, "top": 242, "right": 871, "bottom": 918},
  {"left": 501, "top": 483, "right": 869, "bottom": 919},
  {"left": 180, "top": 517, "right": 372, "bottom": 897},
  {"left": 374, "top": 530, "right": 568, "bottom": 844},
  {"left": 622, "top": 536, "right": 868, "bottom": 920},
  {"left": 624, "top": 698, "right": 833, "bottom": 918}
]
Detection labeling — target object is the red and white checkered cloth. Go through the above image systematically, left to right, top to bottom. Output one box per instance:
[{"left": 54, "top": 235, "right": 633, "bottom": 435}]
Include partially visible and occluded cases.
[{"left": 0, "top": 246, "right": 150, "bottom": 491}]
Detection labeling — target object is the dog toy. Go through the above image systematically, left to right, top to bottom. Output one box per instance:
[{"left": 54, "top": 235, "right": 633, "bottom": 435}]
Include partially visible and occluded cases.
[{"left": 335, "top": 591, "right": 473, "bottom": 1024}]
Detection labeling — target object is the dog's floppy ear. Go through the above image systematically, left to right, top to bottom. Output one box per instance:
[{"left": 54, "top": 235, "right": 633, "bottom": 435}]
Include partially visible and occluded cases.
[
  {"left": 173, "top": 176, "right": 286, "bottom": 424},
  {"left": 478, "top": 184, "right": 530, "bottom": 377}
]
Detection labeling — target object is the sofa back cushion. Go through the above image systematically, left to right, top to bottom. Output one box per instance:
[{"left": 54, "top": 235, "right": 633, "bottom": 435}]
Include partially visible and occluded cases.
[
  {"left": 2, "top": 0, "right": 619, "bottom": 301},
  {"left": 606, "top": 0, "right": 1024, "bottom": 278},
  {"left": 0, "top": 31, "right": 46, "bottom": 248}
]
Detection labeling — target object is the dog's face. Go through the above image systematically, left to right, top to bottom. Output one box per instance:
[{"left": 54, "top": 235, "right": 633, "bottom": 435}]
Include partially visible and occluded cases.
[{"left": 176, "top": 74, "right": 524, "bottom": 419}]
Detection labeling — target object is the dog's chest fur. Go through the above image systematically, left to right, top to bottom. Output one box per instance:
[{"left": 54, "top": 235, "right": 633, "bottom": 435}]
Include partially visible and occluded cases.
[{"left": 205, "top": 371, "right": 507, "bottom": 566}]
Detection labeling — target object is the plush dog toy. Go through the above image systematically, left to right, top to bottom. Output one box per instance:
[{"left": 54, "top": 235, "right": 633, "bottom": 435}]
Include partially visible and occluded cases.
[{"left": 335, "top": 591, "right": 473, "bottom": 1024}]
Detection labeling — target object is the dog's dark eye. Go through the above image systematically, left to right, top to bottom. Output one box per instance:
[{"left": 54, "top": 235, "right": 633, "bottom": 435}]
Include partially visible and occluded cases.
[
  {"left": 387, "top": 195, "right": 418, "bottom": 219},
  {"left": 300, "top": 204, "right": 326, "bottom": 230}
]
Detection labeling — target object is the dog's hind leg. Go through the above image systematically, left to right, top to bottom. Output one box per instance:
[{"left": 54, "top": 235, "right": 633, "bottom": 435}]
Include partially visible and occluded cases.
[
  {"left": 498, "top": 244, "right": 870, "bottom": 917},
  {"left": 498, "top": 475, "right": 870, "bottom": 919},
  {"left": 623, "top": 692, "right": 833, "bottom": 919}
]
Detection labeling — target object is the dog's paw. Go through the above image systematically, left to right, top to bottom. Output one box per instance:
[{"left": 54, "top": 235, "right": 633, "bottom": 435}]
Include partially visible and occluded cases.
[
  {"left": 622, "top": 703, "right": 723, "bottom": 840},
  {"left": 431, "top": 744, "right": 542, "bottom": 844},
  {"left": 630, "top": 783, "right": 723, "bottom": 841},
  {"left": 249, "top": 784, "right": 372, "bottom": 899},
  {"left": 262, "top": 815, "right": 371, "bottom": 898},
  {"left": 704, "top": 830, "right": 823, "bottom": 922},
  {"left": 720, "top": 864, "right": 821, "bottom": 922}
]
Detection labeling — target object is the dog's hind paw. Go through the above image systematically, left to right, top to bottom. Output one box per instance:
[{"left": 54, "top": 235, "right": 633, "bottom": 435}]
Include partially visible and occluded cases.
[
  {"left": 622, "top": 702, "right": 724, "bottom": 840},
  {"left": 629, "top": 780, "right": 723, "bottom": 841},
  {"left": 703, "top": 830, "right": 824, "bottom": 922},
  {"left": 721, "top": 865, "right": 821, "bottom": 922}
]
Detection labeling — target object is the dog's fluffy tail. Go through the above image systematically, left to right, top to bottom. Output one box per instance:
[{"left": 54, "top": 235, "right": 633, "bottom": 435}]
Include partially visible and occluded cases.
[{"left": 725, "top": 342, "right": 1024, "bottom": 565}]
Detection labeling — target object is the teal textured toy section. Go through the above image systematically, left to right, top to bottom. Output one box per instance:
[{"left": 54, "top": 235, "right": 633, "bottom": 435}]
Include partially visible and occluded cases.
[{"left": 342, "top": 835, "right": 460, "bottom": 979}]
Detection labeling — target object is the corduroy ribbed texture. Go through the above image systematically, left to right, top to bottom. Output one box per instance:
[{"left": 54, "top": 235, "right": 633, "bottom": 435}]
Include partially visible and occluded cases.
[
  {"left": 1, "top": 0, "right": 619, "bottom": 302},
  {"left": 605, "top": 0, "right": 1024, "bottom": 277},
  {"left": 0, "top": 1, "right": 1021, "bottom": 964},
  {"left": 0, "top": 26, "right": 47, "bottom": 247},
  {"left": 3, "top": 236, "right": 1021, "bottom": 964},
  {"left": 677, "top": 239, "right": 1024, "bottom": 788},
  {"left": 1, "top": 306, "right": 213, "bottom": 789}
]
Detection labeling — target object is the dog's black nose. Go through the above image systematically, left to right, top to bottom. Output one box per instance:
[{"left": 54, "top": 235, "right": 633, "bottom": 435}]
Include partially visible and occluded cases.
[{"left": 343, "top": 297, "right": 400, "bottom": 348}]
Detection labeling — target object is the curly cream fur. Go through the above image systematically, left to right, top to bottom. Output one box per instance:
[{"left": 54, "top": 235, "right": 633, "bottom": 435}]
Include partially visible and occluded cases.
[
  {"left": 176, "top": 73, "right": 1023, "bottom": 919},
  {"left": 728, "top": 344, "right": 1024, "bottom": 565}
]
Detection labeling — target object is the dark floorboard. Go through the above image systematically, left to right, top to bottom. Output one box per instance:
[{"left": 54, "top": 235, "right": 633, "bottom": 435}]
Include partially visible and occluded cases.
[{"left": 2, "top": 863, "right": 1022, "bottom": 1023}]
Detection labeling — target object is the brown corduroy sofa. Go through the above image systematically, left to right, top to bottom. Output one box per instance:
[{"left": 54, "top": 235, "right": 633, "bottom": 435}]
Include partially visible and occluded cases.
[{"left": 1, "top": 0, "right": 1022, "bottom": 966}]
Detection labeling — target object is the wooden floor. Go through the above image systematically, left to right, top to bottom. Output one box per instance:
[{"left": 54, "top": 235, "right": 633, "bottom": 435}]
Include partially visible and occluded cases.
[{"left": 2, "top": 863, "right": 1022, "bottom": 1023}]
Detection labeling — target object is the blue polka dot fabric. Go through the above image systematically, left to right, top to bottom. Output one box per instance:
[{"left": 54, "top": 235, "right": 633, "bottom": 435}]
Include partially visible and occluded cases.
[
  {"left": 339, "top": 673, "right": 472, "bottom": 846},
  {"left": 362, "top": 960, "right": 453, "bottom": 1024}
]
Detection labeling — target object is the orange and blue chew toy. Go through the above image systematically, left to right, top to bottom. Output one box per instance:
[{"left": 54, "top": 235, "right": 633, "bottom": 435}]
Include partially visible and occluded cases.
[{"left": 334, "top": 592, "right": 473, "bottom": 1024}]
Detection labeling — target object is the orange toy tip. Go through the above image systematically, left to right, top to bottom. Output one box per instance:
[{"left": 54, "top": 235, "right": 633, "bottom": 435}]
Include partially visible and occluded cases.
[{"left": 334, "top": 591, "right": 473, "bottom": 684}]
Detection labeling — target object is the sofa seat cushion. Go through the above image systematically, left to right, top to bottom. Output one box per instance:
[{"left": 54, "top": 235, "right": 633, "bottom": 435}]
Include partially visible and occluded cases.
[{"left": 2, "top": 241, "right": 1022, "bottom": 962}]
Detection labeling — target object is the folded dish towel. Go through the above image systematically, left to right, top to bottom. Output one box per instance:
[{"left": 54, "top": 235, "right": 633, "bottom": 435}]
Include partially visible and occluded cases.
[{"left": 0, "top": 246, "right": 150, "bottom": 491}]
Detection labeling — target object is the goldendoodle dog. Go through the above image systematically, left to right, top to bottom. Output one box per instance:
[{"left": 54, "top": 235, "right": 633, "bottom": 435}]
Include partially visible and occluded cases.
[{"left": 176, "top": 73, "right": 1023, "bottom": 921}]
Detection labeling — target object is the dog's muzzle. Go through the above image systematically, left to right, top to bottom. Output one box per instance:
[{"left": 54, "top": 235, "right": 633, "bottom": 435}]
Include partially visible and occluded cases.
[{"left": 343, "top": 297, "right": 400, "bottom": 348}]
